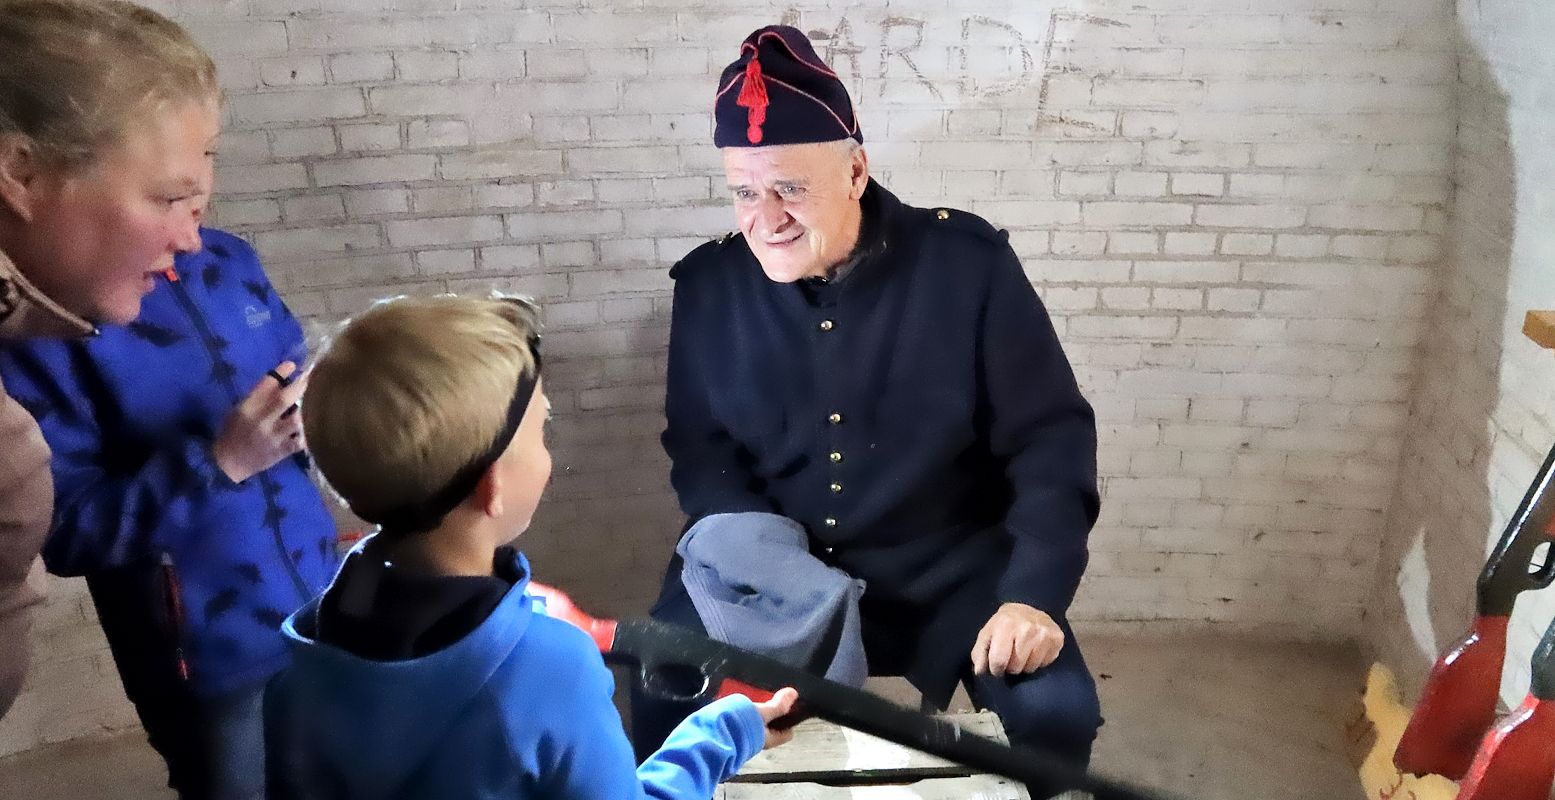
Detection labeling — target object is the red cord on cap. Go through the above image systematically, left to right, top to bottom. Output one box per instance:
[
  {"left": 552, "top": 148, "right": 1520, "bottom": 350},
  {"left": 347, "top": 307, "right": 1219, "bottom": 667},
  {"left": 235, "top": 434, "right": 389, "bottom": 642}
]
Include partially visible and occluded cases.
[{"left": 736, "top": 56, "right": 769, "bottom": 144}]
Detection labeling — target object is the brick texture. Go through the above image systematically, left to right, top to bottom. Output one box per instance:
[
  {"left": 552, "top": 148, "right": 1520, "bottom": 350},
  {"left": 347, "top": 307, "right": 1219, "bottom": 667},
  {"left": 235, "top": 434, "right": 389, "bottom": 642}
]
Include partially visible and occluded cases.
[
  {"left": 0, "top": 0, "right": 1457, "bottom": 756},
  {"left": 1369, "top": 0, "right": 1555, "bottom": 709}
]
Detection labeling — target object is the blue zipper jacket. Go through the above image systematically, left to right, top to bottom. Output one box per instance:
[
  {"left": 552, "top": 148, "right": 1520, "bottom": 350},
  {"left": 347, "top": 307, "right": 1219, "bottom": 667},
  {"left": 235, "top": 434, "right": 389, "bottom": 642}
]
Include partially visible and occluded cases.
[
  {"left": 0, "top": 228, "right": 340, "bottom": 696},
  {"left": 267, "top": 549, "right": 767, "bottom": 799}
]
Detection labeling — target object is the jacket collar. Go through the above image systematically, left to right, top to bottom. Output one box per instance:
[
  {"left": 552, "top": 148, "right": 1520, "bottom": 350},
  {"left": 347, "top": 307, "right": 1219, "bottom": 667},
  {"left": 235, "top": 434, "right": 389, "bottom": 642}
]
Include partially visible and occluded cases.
[
  {"left": 853, "top": 177, "right": 898, "bottom": 263},
  {"left": 793, "top": 178, "right": 900, "bottom": 301},
  {"left": 0, "top": 245, "right": 97, "bottom": 341}
]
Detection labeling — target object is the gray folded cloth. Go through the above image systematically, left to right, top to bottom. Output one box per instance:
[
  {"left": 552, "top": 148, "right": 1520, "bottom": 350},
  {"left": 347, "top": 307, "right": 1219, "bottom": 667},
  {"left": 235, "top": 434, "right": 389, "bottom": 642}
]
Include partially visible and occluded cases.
[{"left": 677, "top": 512, "right": 868, "bottom": 687}]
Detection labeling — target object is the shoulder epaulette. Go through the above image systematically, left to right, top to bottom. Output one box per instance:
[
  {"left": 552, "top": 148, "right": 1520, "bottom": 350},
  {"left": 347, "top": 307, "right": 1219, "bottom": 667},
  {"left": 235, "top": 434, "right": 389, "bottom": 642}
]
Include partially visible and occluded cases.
[
  {"left": 927, "top": 207, "right": 1009, "bottom": 244},
  {"left": 670, "top": 232, "right": 741, "bottom": 279}
]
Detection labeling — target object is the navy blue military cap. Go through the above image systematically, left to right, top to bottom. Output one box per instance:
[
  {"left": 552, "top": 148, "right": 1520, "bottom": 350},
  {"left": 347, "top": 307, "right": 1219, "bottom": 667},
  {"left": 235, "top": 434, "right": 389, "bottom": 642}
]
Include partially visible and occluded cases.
[{"left": 714, "top": 25, "right": 863, "bottom": 148}]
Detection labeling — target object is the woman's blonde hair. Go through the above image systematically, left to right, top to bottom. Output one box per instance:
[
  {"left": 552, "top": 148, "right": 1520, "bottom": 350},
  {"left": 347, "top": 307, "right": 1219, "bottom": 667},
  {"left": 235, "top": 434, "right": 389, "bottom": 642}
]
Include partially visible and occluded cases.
[
  {"left": 0, "top": 0, "right": 219, "bottom": 171},
  {"left": 303, "top": 294, "right": 543, "bottom": 524}
]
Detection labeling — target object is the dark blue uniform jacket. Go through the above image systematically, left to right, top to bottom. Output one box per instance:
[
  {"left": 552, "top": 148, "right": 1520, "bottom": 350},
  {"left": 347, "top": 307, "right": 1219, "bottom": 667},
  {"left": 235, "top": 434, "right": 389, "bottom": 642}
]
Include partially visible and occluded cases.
[{"left": 662, "top": 179, "right": 1099, "bottom": 643}]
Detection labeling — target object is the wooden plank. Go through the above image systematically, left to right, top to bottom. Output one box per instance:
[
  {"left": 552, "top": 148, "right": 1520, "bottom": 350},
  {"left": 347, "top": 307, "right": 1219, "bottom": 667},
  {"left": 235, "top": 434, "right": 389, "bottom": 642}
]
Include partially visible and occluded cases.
[
  {"left": 1525, "top": 310, "right": 1555, "bottom": 350},
  {"left": 724, "top": 711, "right": 1059, "bottom": 798},
  {"left": 736, "top": 712, "right": 1011, "bottom": 779},
  {"left": 731, "top": 766, "right": 979, "bottom": 785},
  {"left": 717, "top": 775, "right": 1029, "bottom": 799}
]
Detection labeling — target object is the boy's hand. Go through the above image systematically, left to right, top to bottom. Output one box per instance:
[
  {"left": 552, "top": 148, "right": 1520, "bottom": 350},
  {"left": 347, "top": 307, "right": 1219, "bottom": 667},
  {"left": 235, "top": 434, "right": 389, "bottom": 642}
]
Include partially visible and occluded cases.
[
  {"left": 213, "top": 361, "right": 310, "bottom": 484},
  {"left": 754, "top": 687, "right": 800, "bottom": 750}
]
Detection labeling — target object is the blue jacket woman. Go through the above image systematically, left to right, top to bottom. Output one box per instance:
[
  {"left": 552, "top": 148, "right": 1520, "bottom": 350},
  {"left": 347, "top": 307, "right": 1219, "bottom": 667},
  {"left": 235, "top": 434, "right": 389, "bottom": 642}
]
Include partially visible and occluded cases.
[{"left": 0, "top": 227, "right": 339, "bottom": 795}]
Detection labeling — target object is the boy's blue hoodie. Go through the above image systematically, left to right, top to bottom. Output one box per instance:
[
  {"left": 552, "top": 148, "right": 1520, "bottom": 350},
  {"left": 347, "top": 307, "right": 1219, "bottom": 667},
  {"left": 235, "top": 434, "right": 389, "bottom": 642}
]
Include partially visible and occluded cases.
[
  {"left": 0, "top": 228, "right": 339, "bottom": 696},
  {"left": 267, "top": 548, "right": 767, "bottom": 799}
]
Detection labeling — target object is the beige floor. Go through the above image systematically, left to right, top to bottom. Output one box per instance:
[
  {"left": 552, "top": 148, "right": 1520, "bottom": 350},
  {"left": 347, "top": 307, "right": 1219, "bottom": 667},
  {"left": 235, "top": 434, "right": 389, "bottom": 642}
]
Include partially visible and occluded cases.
[
  {"left": 0, "top": 633, "right": 1365, "bottom": 799},
  {"left": 1086, "top": 635, "right": 1365, "bottom": 799}
]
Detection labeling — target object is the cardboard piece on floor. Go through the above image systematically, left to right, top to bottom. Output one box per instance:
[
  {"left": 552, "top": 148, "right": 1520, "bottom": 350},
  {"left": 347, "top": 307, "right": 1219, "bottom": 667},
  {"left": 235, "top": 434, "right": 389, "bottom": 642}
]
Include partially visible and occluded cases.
[
  {"left": 1524, "top": 310, "right": 1555, "bottom": 350},
  {"left": 1348, "top": 663, "right": 1458, "bottom": 800}
]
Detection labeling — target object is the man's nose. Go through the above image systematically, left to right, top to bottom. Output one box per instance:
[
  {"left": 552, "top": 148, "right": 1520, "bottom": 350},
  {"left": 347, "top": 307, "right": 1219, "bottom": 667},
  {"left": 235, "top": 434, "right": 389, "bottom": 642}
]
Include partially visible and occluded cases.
[{"left": 753, "top": 193, "right": 791, "bottom": 234}]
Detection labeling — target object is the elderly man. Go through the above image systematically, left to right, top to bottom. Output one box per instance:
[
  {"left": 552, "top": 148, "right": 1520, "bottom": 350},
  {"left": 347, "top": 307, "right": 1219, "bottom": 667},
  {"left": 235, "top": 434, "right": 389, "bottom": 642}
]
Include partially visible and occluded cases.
[{"left": 641, "top": 25, "right": 1103, "bottom": 787}]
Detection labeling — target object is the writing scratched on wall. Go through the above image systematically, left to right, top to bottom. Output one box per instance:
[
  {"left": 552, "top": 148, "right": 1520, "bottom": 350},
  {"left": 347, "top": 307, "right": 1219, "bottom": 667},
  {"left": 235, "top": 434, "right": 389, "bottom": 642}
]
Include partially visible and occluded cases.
[{"left": 776, "top": 8, "right": 1076, "bottom": 103}]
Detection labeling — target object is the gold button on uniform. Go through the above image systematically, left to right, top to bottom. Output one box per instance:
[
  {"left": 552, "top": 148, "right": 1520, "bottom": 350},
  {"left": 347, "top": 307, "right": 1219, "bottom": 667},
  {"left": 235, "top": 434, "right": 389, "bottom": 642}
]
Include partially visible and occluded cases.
[
  {"left": 936, "top": 209, "right": 950, "bottom": 220},
  {"left": 819, "top": 319, "right": 834, "bottom": 332},
  {"left": 828, "top": 412, "right": 843, "bottom": 424},
  {"left": 829, "top": 451, "right": 843, "bottom": 463},
  {"left": 830, "top": 482, "right": 844, "bottom": 494},
  {"left": 824, "top": 517, "right": 838, "bottom": 528}
]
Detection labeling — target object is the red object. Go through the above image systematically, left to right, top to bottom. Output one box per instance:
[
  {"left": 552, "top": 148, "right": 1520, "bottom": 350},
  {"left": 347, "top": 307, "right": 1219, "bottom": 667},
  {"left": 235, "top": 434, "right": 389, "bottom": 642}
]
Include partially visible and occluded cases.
[
  {"left": 736, "top": 56, "right": 768, "bottom": 144},
  {"left": 1395, "top": 442, "right": 1555, "bottom": 778},
  {"left": 159, "top": 554, "right": 190, "bottom": 682},
  {"left": 526, "top": 582, "right": 618, "bottom": 654},
  {"left": 529, "top": 583, "right": 794, "bottom": 719},
  {"left": 530, "top": 583, "right": 799, "bottom": 724},
  {"left": 1457, "top": 614, "right": 1555, "bottom": 799},
  {"left": 1393, "top": 615, "right": 1510, "bottom": 779},
  {"left": 715, "top": 677, "right": 775, "bottom": 704},
  {"left": 1456, "top": 693, "right": 1555, "bottom": 799}
]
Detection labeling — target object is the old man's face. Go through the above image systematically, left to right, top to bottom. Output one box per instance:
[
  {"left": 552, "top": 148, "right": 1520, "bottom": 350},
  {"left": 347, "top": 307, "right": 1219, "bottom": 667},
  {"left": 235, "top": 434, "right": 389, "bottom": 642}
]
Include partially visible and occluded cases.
[{"left": 721, "top": 140, "right": 868, "bottom": 283}]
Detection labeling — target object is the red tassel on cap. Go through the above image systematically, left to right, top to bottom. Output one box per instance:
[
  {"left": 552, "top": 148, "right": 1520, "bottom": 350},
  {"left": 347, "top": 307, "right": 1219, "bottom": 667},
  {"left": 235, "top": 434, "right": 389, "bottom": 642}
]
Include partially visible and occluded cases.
[{"left": 736, "top": 56, "right": 768, "bottom": 144}]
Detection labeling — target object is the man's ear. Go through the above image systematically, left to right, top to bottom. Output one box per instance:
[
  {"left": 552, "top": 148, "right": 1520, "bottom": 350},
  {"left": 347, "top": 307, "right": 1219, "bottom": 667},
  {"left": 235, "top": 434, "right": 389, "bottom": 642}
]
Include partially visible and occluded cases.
[
  {"left": 0, "top": 135, "right": 45, "bottom": 224},
  {"left": 849, "top": 145, "right": 869, "bottom": 199},
  {"left": 473, "top": 463, "right": 505, "bottom": 520}
]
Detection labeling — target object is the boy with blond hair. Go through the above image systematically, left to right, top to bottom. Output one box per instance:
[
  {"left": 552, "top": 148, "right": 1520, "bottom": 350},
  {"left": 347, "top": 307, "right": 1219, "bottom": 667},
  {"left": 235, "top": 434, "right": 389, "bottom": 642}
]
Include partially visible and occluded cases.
[{"left": 264, "top": 293, "right": 796, "bottom": 799}]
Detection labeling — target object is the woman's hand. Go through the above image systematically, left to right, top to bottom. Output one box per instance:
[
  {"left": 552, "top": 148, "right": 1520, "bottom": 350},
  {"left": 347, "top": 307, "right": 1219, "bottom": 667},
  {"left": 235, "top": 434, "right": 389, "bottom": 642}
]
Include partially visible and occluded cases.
[{"left": 212, "top": 361, "right": 309, "bottom": 483}]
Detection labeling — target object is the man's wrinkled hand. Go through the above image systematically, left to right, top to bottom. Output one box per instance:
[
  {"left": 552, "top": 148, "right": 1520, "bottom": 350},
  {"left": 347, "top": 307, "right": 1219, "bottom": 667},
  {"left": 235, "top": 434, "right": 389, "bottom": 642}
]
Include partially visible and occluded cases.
[{"left": 970, "top": 602, "right": 1063, "bottom": 677}]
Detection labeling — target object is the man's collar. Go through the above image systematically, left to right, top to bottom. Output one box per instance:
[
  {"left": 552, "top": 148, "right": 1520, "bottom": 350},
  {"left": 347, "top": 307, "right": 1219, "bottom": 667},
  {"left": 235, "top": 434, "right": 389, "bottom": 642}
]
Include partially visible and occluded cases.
[{"left": 808, "top": 178, "right": 892, "bottom": 286}]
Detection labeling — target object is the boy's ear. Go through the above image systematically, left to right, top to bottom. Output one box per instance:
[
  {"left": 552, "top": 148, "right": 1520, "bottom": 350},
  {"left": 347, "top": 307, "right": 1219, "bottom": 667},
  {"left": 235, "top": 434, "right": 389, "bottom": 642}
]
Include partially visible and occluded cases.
[{"left": 473, "top": 464, "right": 505, "bottom": 519}]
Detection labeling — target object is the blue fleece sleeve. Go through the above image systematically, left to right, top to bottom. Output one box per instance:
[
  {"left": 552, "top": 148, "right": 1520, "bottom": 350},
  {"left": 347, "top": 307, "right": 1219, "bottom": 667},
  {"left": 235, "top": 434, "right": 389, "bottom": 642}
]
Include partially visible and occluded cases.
[
  {"left": 0, "top": 341, "right": 239, "bottom": 575},
  {"left": 537, "top": 642, "right": 765, "bottom": 800},
  {"left": 636, "top": 695, "right": 766, "bottom": 795}
]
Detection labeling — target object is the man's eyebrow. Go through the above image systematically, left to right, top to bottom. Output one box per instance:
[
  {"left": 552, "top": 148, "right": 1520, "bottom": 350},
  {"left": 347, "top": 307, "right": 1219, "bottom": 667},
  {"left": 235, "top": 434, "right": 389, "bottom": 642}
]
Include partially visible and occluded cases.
[{"left": 726, "top": 179, "right": 808, "bottom": 192}]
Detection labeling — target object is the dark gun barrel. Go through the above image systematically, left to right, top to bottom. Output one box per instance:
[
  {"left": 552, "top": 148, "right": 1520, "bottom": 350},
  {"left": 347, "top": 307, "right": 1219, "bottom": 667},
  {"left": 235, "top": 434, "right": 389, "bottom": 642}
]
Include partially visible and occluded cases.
[{"left": 528, "top": 584, "right": 1171, "bottom": 800}]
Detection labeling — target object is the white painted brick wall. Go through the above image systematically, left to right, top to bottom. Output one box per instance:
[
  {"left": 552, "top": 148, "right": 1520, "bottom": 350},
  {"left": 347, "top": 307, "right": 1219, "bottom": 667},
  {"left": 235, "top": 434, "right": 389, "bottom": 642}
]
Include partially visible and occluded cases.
[
  {"left": 0, "top": 0, "right": 1456, "bottom": 757},
  {"left": 1370, "top": 1, "right": 1555, "bottom": 709}
]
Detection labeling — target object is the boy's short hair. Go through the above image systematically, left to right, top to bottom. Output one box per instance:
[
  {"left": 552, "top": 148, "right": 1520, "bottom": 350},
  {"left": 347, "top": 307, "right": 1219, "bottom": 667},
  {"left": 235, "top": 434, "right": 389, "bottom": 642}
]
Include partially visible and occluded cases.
[{"left": 304, "top": 294, "right": 542, "bottom": 524}]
